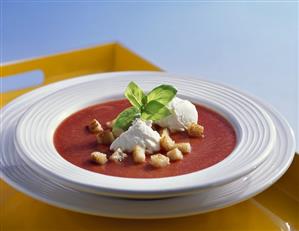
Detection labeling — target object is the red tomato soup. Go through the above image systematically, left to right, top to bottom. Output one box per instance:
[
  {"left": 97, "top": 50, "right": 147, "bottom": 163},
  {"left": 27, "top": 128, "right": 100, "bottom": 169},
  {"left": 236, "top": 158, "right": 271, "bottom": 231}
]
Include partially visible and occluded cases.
[{"left": 54, "top": 99, "right": 236, "bottom": 178}]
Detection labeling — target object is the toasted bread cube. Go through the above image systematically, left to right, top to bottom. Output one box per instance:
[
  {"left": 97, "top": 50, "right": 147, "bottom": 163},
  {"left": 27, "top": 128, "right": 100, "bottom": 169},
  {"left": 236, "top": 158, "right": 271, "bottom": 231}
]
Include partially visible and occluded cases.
[
  {"left": 88, "top": 119, "right": 103, "bottom": 134},
  {"left": 106, "top": 119, "right": 116, "bottom": 128},
  {"left": 187, "top": 123, "right": 204, "bottom": 138},
  {"left": 112, "top": 127, "right": 124, "bottom": 138},
  {"left": 160, "top": 128, "right": 170, "bottom": 137},
  {"left": 101, "top": 131, "right": 115, "bottom": 145},
  {"left": 160, "top": 135, "right": 175, "bottom": 151},
  {"left": 175, "top": 142, "right": 192, "bottom": 153},
  {"left": 133, "top": 145, "right": 146, "bottom": 164},
  {"left": 109, "top": 148, "right": 128, "bottom": 163},
  {"left": 167, "top": 148, "right": 183, "bottom": 161},
  {"left": 91, "top": 151, "right": 108, "bottom": 165},
  {"left": 150, "top": 154, "right": 170, "bottom": 168}
]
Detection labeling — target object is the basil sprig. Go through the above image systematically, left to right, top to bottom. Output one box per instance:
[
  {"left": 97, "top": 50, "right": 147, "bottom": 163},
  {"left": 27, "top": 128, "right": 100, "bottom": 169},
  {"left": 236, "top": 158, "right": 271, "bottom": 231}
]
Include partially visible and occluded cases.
[{"left": 113, "top": 81, "right": 177, "bottom": 132}]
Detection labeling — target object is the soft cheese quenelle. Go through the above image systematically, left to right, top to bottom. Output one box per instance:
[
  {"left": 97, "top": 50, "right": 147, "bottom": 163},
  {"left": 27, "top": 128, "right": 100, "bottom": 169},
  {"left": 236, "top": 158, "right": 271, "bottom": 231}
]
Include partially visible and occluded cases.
[
  {"left": 156, "top": 97, "right": 198, "bottom": 132},
  {"left": 110, "top": 119, "right": 161, "bottom": 153}
]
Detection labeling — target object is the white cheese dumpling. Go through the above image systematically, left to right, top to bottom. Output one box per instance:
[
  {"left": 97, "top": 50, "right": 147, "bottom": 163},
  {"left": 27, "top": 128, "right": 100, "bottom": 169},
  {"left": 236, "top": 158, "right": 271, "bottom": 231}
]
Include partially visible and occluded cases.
[
  {"left": 156, "top": 97, "right": 198, "bottom": 132},
  {"left": 110, "top": 119, "right": 161, "bottom": 153}
]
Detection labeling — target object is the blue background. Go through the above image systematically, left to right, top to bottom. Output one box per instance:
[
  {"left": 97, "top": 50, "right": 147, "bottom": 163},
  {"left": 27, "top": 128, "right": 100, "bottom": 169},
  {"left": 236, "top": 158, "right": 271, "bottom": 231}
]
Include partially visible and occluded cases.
[{"left": 1, "top": 1, "right": 298, "bottom": 147}]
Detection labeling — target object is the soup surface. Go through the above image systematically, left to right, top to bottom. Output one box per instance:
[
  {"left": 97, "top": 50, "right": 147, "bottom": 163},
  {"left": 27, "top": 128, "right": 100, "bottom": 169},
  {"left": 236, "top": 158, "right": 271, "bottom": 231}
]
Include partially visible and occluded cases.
[{"left": 54, "top": 99, "right": 236, "bottom": 178}]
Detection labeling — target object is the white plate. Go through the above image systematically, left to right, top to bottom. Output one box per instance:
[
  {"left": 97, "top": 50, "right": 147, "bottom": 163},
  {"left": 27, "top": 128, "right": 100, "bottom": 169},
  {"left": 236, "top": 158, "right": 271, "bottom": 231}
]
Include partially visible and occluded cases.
[
  {"left": 0, "top": 72, "right": 295, "bottom": 218},
  {"left": 14, "top": 72, "right": 276, "bottom": 198}
]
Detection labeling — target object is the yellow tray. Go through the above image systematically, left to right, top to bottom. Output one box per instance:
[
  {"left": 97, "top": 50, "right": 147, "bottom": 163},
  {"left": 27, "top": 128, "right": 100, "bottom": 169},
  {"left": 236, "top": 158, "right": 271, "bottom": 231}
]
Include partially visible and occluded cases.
[{"left": 1, "top": 43, "right": 298, "bottom": 231}]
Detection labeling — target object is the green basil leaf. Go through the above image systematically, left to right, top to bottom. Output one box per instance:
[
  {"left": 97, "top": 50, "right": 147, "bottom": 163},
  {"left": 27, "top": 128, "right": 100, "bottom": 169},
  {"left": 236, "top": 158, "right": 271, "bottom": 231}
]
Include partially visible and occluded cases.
[
  {"left": 124, "top": 81, "right": 145, "bottom": 109},
  {"left": 146, "top": 85, "right": 177, "bottom": 106},
  {"left": 141, "top": 95, "right": 148, "bottom": 105},
  {"left": 143, "top": 100, "right": 165, "bottom": 114},
  {"left": 141, "top": 101, "right": 172, "bottom": 121},
  {"left": 113, "top": 107, "right": 140, "bottom": 131}
]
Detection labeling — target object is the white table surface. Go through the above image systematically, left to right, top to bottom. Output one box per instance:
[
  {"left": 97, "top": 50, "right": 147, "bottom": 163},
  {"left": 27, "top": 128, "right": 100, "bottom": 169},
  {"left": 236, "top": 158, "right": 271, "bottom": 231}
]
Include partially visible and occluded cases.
[{"left": 1, "top": 1, "right": 298, "bottom": 151}]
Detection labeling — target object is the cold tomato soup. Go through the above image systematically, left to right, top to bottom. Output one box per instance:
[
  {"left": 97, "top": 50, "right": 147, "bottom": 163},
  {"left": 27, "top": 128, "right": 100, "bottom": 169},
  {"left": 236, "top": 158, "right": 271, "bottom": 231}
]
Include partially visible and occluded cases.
[{"left": 54, "top": 99, "right": 236, "bottom": 178}]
